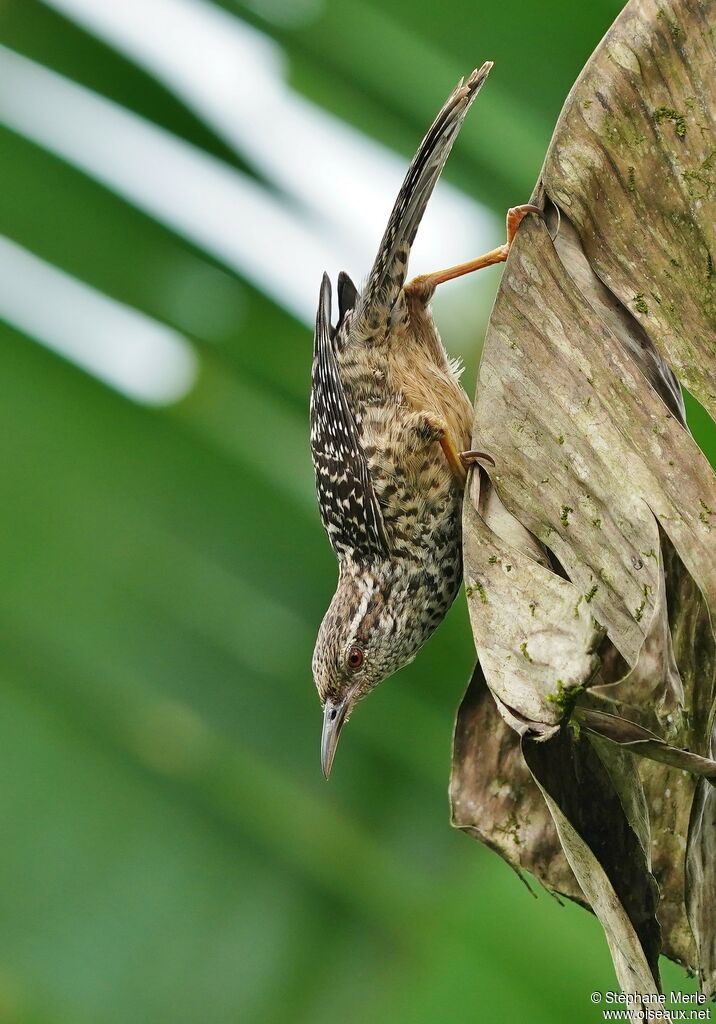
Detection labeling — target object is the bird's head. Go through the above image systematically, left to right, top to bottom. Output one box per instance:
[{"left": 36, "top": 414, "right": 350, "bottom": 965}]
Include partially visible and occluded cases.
[{"left": 312, "top": 563, "right": 416, "bottom": 778}]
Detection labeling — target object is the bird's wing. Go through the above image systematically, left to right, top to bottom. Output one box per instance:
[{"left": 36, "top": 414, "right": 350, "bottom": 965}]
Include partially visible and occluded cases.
[
  {"left": 360, "top": 61, "right": 492, "bottom": 309},
  {"left": 310, "top": 274, "right": 390, "bottom": 562}
]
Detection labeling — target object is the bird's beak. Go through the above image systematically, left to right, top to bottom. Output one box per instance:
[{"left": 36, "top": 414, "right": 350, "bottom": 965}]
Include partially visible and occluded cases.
[{"left": 321, "top": 698, "right": 350, "bottom": 779}]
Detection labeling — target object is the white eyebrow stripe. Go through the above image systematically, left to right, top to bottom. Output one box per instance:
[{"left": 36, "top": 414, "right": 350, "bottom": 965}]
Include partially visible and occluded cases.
[{"left": 347, "top": 574, "right": 376, "bottom": 645}]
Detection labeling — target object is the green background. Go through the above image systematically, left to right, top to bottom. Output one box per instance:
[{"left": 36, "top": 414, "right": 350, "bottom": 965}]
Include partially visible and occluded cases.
[{"left": 0, "top": 1, "right": 712, "bottom": 1022}]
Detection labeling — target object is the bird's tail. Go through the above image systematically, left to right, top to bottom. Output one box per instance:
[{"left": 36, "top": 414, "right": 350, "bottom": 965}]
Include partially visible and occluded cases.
[{"left": 360, "top": 61, "right": 492, "bottom": 310}]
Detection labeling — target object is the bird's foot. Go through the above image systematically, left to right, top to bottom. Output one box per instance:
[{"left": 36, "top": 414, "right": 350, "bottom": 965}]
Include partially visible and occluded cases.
[
  {"left": 404, "top": 204, "right": 543, "bottom": 298},
  {"left": 505, "top": 204, "right": 542, "bottom": 246},
  {"left": 406, "top": 412, "right": 468, "bottom": 486},
  {"left": 460, "top": 449, "right": 496, "bottom": 470}
]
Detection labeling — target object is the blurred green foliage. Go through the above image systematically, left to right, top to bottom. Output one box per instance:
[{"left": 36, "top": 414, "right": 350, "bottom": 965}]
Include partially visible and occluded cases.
[{"left": 0, "top": 1, "right": 711, "bottom": 1022}]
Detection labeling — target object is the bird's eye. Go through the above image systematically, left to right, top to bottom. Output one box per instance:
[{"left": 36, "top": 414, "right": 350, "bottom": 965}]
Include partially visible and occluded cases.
[{"left": 347, "top": 646, "right": 364, "bottom": 670}]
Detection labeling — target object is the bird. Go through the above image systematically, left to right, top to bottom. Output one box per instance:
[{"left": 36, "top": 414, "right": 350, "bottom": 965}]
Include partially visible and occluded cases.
[{"left": 310, "top": 61, "right": 540, "bottom": 777}]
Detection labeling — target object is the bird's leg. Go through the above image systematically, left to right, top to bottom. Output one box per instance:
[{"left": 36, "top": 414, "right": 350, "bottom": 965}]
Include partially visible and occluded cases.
[
  {"left": 405, "top": 204, "right": 542, "bottom": 296},
  {"left": 405, "top": 411, "right": 468, "bottom": 486},
  {"left": 438, "top": 431, "right": 468, "bottom": 486}
]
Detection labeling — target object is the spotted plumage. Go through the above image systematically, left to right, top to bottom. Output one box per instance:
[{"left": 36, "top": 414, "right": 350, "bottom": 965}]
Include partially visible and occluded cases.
[
  {"left": 310, "top": 64, "right": 493, "bottom": 776},
  {"left": 310, "top": 274, "right": 389, "bottom": 561}
]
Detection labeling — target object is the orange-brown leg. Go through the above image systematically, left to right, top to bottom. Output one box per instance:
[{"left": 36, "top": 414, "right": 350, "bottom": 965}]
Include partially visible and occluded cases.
[
  {"left": 406, "top": 204, "right": 542, "bottom": 294},
  {"left": 409, "top": 411, "right": 468, "bottom": 486},
  {"left": 407, "top": 413, "right": 495, "bottom": 487},
  {"left": 438, "top": 432, "right": 468, "bottom": 486}
]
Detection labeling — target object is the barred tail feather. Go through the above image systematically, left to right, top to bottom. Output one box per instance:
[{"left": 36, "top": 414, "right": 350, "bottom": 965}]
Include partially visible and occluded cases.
[{"left": 361, "top": 61, "right": 493, "bottom": 309}]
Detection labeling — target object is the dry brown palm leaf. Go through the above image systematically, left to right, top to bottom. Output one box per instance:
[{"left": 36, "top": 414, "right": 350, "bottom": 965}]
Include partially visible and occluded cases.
[{"left": 452, "top": 0, "right": 716, "bottom": 996}]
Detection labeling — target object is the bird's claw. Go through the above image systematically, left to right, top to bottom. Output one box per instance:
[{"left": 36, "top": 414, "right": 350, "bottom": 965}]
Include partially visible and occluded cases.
[
  {"left": 406, "top": 203, "right": 544, "bottom": 295},
  {"left": 505, "top": 204, "right": 544, "bottom": 246},
  {"left": 460, "top": 450, "right": 495, "bottom": 470}
]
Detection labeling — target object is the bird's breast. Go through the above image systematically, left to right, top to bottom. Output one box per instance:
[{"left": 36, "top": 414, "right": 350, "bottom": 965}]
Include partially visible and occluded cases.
[{"left": 336, "top": 302, "right": 473, "bottom": 567}]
